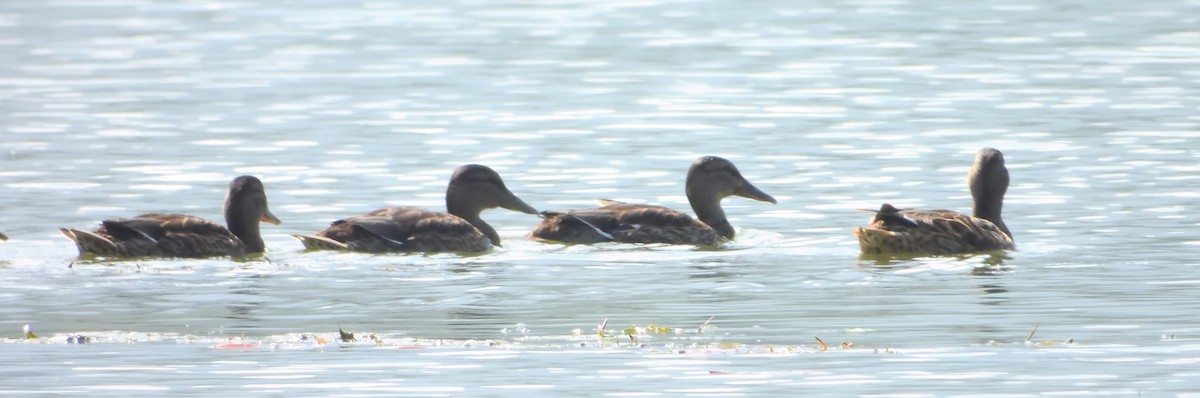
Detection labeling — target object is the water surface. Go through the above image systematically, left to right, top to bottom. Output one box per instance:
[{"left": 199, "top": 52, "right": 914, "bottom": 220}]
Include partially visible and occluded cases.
[{"left": 2, "top": 0, "right": 1199, "bottom": 395}]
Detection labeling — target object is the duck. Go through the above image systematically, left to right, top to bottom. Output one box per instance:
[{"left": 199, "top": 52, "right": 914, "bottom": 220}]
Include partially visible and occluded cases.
[
  {"left": 853, "top": 147, "right": 1014, "bottom": 255},
  {"left": 529, "top": 156, "right": 777, "bottom": 245},
  {"left": 292, "top": 164, "right": 539, "bottom": 253},
  {"left": 60, "top": 175, "right": 281, "bottom": 258},
  {"left": 0, "top": 231, "right": 7, "bottom": 241}
]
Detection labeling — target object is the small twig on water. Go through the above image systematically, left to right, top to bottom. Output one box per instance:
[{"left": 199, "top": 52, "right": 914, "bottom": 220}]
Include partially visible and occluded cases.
[
  {"left": 698, "top": 315, "right": 715, "bottom": 334},
  {"left": 1026, "top": 323, "right": 1039, "bottom": 342},
  {"left": 814, "top": 336, "right": 829, "bottom": 351}
]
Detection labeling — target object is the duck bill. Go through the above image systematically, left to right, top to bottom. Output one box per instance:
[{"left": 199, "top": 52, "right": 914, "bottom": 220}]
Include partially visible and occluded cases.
[
  {"left": 736, "top": 181, "right": 777, "bottom": 204},
  {"left": 500, "top": 192, "right": 540, "bottom": 215},
  {"left": 260, "top": 208, "right": 282, "bottom": 225}
]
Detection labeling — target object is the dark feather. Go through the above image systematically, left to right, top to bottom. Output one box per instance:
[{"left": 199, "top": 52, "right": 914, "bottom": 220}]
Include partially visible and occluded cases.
[{"left": 868, "top": 204, "right": 920, "bottom": 229}]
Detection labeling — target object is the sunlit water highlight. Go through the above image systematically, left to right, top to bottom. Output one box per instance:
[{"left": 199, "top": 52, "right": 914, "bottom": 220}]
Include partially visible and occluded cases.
[{"left": 2, "top": 0, "right": 1199, "bottom": 395}]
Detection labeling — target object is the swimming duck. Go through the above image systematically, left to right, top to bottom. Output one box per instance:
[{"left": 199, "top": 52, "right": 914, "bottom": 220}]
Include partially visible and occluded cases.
[
  {"left": 854, "top": 147, "right": 1014, "bottom": 255},
  {"left": 529, "top": 156, "right": 777, "bottom": 245},
  {"left": 292, "top": 164, "right": 539, "bottom": 253},
  {"left": 60, "top": 175, "right": 281, "bottom": 258}
]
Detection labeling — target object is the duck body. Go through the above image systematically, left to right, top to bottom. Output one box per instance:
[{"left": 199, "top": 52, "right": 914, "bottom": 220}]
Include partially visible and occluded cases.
[
  {"left": 854, "top": 148, "right": 1014, "bottom": 256},
  {"left": 530, "top": 156, "right": 776, "bottom": 245},
  {"left": 293, "top": 164, "right": 538, "bottom": 254},
  {"left": 60, "top": 176, "right": 280, "bottom": 259},
  {"left": 535, "top": 200, "right": 724, "bottom": 245},
  {"left": 853, "top": 204, "right": 1014, "bottom": 255},
  {"left": 294, "top": 206, "right": 493, "bottom": 253},
  {"left": 62, "top": 213, "right": 253, "bottom": 258}
]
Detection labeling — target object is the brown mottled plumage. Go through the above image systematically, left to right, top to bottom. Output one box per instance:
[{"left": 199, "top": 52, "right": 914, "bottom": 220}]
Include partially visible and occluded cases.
[
  {"left": 854, "top": 148, "right": 1014, "bottom": 255},
  {"left": 530, "top": 156, "right": 777, "bottom": 245},
  {"left": 292, "top": 164, "right": 538, "bottom": 253},
  {"left": 60, "top": 175, "right": 281, "bottom": 258}
]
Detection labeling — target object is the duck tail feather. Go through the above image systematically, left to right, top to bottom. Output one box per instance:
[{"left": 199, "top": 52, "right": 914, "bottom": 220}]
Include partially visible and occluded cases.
[
  {"left": 60, "top": 228, "right": 118, "bottom": 255},
  {"left": 291, "top": 234, "right": 350, "bottom": 251}
]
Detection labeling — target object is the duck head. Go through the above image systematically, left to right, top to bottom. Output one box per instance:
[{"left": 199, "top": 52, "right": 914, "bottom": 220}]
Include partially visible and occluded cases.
[
  {"left": 967, "top": 148, "right": 1011, "bottom": 238},
  {"left": 685, "top": 156, "right": 777, "bottom": 239},
  {"left": 445, "top": 164, "right": 539, "bottom": 245},
  {"left": 224, "top": 175, "right": 281, "bottom": 253}
]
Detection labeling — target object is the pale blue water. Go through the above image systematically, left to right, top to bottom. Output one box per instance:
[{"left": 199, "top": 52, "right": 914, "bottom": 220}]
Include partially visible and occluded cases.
[{"left": 2, "top": 0, "right": 1199, "bottom": 396}]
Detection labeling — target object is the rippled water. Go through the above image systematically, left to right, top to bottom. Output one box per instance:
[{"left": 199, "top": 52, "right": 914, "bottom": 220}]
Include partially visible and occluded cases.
[{"left": 2, "top": 0, "right": 1199, "bottom": 395}]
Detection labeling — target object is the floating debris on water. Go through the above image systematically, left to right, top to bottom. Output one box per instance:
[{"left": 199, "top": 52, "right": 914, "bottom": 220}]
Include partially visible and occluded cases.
[{"left": 338, "top": 325, "right": 356, "bottom": 342}]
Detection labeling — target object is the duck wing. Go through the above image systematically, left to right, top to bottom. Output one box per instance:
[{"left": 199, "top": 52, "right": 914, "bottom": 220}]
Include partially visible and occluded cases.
[
  {"left": 534, "top": 208, "right": 625, "bottom": 244},
  {"left": 905, "top": 209, "right": 1013, "bottom": 252},
  {"left": 101, "top": 216, "right": 170, "bottom": 243},
  {"left": 332, "top": 216, "right": 413, "bottom": 251}
]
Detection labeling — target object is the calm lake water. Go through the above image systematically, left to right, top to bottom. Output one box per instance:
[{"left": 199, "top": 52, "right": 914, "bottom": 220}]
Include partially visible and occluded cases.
[{"left": 2, "top": 0, "right": 1199, "bottom": 395}]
